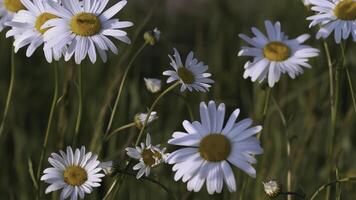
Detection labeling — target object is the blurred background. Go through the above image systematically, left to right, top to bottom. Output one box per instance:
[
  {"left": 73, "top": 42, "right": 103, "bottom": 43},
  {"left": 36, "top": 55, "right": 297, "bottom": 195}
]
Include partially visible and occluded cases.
[{"left": 0, "top": 0, "right": 355, "bottom": 199}]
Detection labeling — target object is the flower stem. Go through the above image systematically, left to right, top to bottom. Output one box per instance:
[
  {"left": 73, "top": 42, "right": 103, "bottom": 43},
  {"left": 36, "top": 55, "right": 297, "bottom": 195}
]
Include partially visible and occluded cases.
[
  {"left": 103, "top": 42, "right": 148, "bottom": 139},
  {"left": 340, "top": 44, "right": 356, "bottom": 113},
  {"left": 0, "top": 47, "right": 15, "bottom": 139},
  {"left": 36, "top": 62, "right": 59, "bottom": 197},
  {"left": 73, "top": 64, "right": 82, "bottom": 146},
  {"left": 135, "top": 81, "right": 180, "bottom": 146},
  {"left": 105, "top": 82, "right": 180, "bottom": 200},
  {"left": 271, "top": 95, "right": 292, "bottom": 200},
  {"left": 105, "top": 122, "right": 136, "bottom": 141},
  {"left": 116, "top": 170, "right": 177, "bottom": 200},
  {"left": 310, "top": 177, "right": 356, "bottom": 200},
  {"left": 280, "top": 192, "right": 305, "bottom": 199}
]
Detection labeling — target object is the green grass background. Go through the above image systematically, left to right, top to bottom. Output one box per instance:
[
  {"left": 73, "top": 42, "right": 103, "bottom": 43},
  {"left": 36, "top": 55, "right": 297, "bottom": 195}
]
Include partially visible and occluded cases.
[{"left": 0, "top": 0, "right": 355, "bottom": 199}]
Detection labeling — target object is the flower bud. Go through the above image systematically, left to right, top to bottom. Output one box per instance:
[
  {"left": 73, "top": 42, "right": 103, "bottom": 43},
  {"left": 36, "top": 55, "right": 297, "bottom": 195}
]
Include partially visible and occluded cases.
[
  {"left": 144, "top": 28, "right": 160, "bottom": 45},
  {"left": 144, "top": 78, "right": 162, "bottom": 93},
  {"left": 134, "top": 111, "right": 158, "bottom": 129},
  {"left": 263, "top": 180, "right": 282, "bottom": 198}
]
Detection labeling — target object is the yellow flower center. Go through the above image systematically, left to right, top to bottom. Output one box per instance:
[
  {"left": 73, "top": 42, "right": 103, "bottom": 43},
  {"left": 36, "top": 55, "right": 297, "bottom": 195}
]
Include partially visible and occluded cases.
[
  {"left": 3, "top": 0, "right": 24, "bottom": 13},
  {"left": 334, "top": 0, "right": 356, "bottom": 20},
  {"left": 35, "top": 13, "right": 58, "bottom": 34},
  {"left": 70, "top": 13, "right": 101, "bottom": 36},
  {"left": 263, "top": 41, "right": 291, "bottom": 61},
  {"left": 177, "top": 67, "right": 195, "bottom": 84},
  {"left": 199, "top": 134, "right": 231, "bottom": 162},
  {"left": 141, "top": 148, "right": 162, "bottom": 167},
  {"left": 63, "top": 166, "right": 88, "bottom": 186}
]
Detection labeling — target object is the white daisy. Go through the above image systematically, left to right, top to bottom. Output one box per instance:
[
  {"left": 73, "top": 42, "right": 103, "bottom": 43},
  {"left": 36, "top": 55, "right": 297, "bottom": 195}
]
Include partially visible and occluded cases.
[
  {"left": 0, "top": 0, "right": 25, "bottom": 32},
  {"left": 5, "top": 0, "right": 64, "bottom": 62},
  {"left": 42, "top": 0, "right": 133, "bottom": 64},
  {"left": 307, "top": 0, "right": 356, "bottom": 43},
  {"left": 238, "top": 20, "right": 319, "bottom": 87},
  {"left": 163, "top": 48, "right": 214, "bottom": 92},
  {"left": 144, "top": 78, "right": 161, "bottom": 93},
  {"left": 166, "top": 101, "right": 263, "bottom": 194},
  {"left": 134, "top": 111, "right": 158, "bottom": 129},
  {"left": 126, "top": 133, "right": 167, "bottom": 179},
  {"left": 41, "top": 146, "right": 105, "bottom": 200},
  {"left": 99, "top": 161, "right": 114, "bottom": 175}
]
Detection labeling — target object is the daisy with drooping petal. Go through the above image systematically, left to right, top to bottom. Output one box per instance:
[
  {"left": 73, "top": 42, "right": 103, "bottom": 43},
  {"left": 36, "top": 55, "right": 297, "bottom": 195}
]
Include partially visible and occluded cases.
[
  {"left": 0, "top": 0, "right": 24, "bottom": 32},
  {"left": 5, "top": 0, "right": 64, "bottom": 62},
  {"left": 42, "top": 0, "right": 133, "bottom": 64},
  {"left": 307, "top": 0, "right": 356, "bottom": 43},
  {"left": 238, "top": 20, "right": 319, "bottom": 87},
  {"left": 163, "top": 48, "right": 214, "bottom": 92},
  {"left": 166, "top": 101, "right": 263, "bottom": 194},
  {"left": 126, "top": 133, "right": 167, "bottom": 179},
  {"left": 41, "top": 146, "right": 105, "bottom": 200}
]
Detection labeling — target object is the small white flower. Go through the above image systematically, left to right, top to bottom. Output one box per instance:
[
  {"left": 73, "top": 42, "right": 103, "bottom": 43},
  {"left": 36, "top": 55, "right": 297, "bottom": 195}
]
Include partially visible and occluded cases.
[
  {"left": 0, "top": 0, "right": 25, "bottom": 32},
  {"left": 6, "top": 0, "right": 64, "bottom": 62},
  {"left": 42, "top": 0, "right": 133, "bottom": 64},
  {"left": 307, "top": 0, "right": 356, "bottom": 43},
  {"left": 238, "top": 20, "right": 319, "bottom": 87},
  {"left": 163, "top": 48, "right": 214, "bottom": 92},
  {"left": 144, "top": 78, "right": 162, "bottom": 93},
  {"left": 166, "top": 101, "right": 263, "bottom": 194},
  {"left": 134, "top": 111, "right": 158, "bottom": 129},
  {"left": 126, "top": 133, "right": 167, "bottom": 179},
  {"left": 41, "top": 146, "right": 105, "bottom": 200},
  {"left": 99, "top": 161, "right": 114, "bottom": 175}
]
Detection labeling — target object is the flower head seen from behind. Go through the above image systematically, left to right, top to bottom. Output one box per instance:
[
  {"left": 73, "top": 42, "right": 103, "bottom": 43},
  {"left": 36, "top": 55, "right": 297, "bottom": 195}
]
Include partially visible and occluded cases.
[
  {"left": 0, "top": 0, "right": 24, "bottom": 32},
  {"left": 6, "top": 0, "right": 64, "bottom": 62},
  {"left": 42, "top": 0, "right": 133, "bottom": 64},
  {"left": 307, "top": 0, "right": 356, "bottom": 43},
  {"left": 238, "top": 20, "right": 319, "bottom": 87},
  {"left": 163, "top": 48, "right": 214, "bottom": 92},
  {"left": 144, "top": 78, "right": 161, "bottom": 93},
  {"left": 166, "top": 101, "right": 263, "bottom": 194},
  {"left": 134, "top": 111, "right": 158, "bottom": 129},
  {"left": 126, "top": 133, "right": 167, "bottom": 179},
  {"left": 41, "top": 146, "right": 105, "bottom": 200}
]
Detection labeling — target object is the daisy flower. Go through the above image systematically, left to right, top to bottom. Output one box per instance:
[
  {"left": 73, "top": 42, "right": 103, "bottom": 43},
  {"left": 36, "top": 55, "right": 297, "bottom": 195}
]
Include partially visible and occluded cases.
[
  {"left": 0, "top": 0, "right": 24, "bottom": 32},
  {"left": 5, "top": 0, "right": 64, "bottom": 62},
  {"left": 42, "top": 0, "right": 133, "bottom": 64},
  {"left": 307, "top": 0, "right": 356, "bottom": 43},
  {"left": 238, "top": 20, "right": 319, "bottom": 87},
  {"left": 163, "top": 48, "right": 214, "bottom": 92},
  {"left": 144, "top": 78, "right": 162, "bottom": 93},
  {"left": 166, "top": 101, "right": 263, "bottom": 194},
  {"left": 134, "top": 111, "right": 158, "bottom": 129},
  {"left": 126, "top": 133, "right": 167, "bottom": 179},
  {"left": 41, "top": 146, "right": 105, "bottom": 200}
]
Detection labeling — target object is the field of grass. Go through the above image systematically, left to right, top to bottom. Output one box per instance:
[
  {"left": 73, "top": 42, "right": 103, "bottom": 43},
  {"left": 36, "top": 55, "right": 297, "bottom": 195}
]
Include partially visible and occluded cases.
[{"left": 0, "top": 0, "right": 355, "bottom": 199}]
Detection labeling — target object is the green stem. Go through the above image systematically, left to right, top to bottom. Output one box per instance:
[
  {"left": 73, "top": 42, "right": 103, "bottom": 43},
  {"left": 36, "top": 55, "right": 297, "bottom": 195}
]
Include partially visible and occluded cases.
[
  {"left": 104, "top": 42, "right": 148, "bottom": 139},
  {"left": 340, "top": 44, "right": 356, "bottom": 113},
  {"left": 0, "top": 48, "right": 15, "bottom": 139},
  {"left": 36, "top": 62, "right": 59, "bottom": 198},
  {"left": 73, "top": 64, "right": 82, "bottom": 146},
  {"left": 135, "top": 81, "right": 180, "bottom": 146},
  {"left": 106, "top": 82, "right": 180, "bottom": 200},
  {"left": 257, "top": 87, "right": 271, "bottom": 139},
  {"left": 271, "top": 95, "right": 292, "bottom": 200},
  {"left": 105, "top": 122, "right": 136, "bottom": 141},
  {"left": 116, "top": 170, "right": 177, "bottom": 200},
  {"left": 310, "top": 177, "right": 356, "bottom": 200},
  {"left": 280, "top": 192, "right": 305, "bottom": 199}
]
